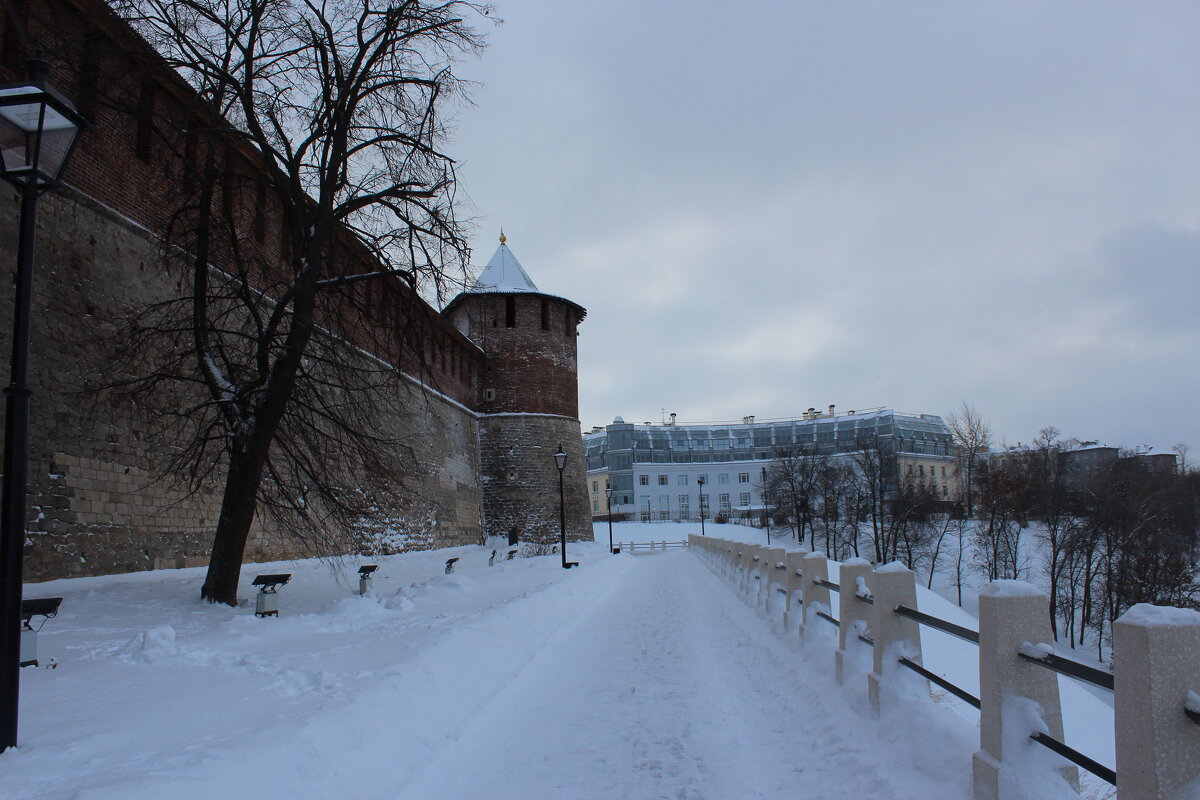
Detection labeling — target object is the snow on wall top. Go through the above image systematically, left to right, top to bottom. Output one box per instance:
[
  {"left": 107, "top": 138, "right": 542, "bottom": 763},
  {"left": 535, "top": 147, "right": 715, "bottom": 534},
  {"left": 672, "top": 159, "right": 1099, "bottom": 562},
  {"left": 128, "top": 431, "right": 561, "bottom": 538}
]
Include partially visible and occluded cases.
[
  {"left": 468, "top": 242, "right": 540, "bottom": 293},
  {"left": 980, "top": 579, "right": 1043, "bottom": 598},
  {"left": 1119, "top": 603, "right": 1200, "bottom": 627}
]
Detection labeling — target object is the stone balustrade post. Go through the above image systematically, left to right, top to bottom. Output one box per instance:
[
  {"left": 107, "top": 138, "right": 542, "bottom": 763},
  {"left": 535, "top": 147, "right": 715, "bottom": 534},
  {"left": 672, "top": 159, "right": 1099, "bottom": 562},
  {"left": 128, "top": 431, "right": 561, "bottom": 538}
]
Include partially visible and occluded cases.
[
  {"left": 747, "top": 546, "right": 765, "bottom": 601},
  {"left": 764, "top": 547, "right": 787, "bottom": 614},
  {"left": 782, "top": 551, "right": 806, "bottom": 633},
  {"left": 799, "top": 551, "right": 830, "bottom": 641},
  {"left": 835, "top": 558, "right": 874, "bottom": 685},
  {"left": 867, "top": 562, "right": 926, "bottom": 716},
  {"left": 971, "top": 580, "right": 1075, "bottom": 800},
  {"left": 1114, "top": 603, "right": 1200, "bottom": 800}
]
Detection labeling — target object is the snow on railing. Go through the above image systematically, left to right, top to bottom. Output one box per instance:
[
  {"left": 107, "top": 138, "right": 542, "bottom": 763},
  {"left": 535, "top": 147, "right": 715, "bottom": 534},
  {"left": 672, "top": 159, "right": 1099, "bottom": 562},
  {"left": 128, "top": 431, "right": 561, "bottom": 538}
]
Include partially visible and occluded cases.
[{"left": 686, "top": 534, "right": 1200, "bottom": 800}]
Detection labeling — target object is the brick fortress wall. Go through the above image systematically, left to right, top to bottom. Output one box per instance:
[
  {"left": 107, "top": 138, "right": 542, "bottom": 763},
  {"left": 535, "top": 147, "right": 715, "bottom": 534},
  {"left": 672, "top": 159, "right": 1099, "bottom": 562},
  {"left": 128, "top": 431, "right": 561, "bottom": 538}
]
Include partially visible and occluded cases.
[
  {"left": 0, "top": 0, "right": 488, "bottom": 580},
  {"left": 0, "top": 189, "right": 485, "bottom": 580}
]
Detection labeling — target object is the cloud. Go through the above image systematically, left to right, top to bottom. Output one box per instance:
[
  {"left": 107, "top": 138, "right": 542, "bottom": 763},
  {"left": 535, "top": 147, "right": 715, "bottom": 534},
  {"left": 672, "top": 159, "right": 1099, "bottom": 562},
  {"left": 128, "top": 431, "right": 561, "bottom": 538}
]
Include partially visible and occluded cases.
[{"left": 451, "top": 0, "right": 1200, "bottom": 451}]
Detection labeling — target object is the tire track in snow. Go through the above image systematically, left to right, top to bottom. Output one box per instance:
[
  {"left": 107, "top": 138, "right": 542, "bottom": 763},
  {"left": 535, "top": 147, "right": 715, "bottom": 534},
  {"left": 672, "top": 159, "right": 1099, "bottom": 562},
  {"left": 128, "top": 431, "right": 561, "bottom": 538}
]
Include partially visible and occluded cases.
[{"left": 400, "top": 550, "right": 972, "bottom": 799}]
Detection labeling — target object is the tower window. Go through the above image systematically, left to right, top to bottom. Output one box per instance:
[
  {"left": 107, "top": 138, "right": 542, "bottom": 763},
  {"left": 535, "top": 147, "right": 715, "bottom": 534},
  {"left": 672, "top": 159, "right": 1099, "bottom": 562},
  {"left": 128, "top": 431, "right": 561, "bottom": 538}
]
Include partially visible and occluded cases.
[{"left": 505, "top": 296, "right": 515, "bottom": 327}]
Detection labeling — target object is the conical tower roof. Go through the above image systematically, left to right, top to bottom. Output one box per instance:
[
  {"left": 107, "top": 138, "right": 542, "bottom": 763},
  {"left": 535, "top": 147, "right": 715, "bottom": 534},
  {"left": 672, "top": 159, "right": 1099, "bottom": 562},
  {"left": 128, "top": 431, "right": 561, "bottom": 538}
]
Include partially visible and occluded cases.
[
  {"left": 442, "top": 232, "right": 586, "bottom": 322},
  {"left": 468, "top": 235, "right": 539, "bottom": 293}
]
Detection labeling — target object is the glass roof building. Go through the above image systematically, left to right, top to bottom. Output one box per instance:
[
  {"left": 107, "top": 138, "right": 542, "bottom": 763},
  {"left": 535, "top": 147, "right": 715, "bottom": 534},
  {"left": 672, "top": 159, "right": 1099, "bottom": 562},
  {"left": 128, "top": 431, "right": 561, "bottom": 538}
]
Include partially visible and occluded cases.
[{"left": 583, "top": 408, "right": 956, "bottom": 520}]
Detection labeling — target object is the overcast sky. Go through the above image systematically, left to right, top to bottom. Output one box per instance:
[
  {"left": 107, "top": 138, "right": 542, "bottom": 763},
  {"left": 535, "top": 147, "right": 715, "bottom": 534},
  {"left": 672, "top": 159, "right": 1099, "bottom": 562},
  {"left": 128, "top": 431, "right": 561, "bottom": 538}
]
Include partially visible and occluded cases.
[{"left": 447, "top": 0, "right": 1200, "bottom": 454}]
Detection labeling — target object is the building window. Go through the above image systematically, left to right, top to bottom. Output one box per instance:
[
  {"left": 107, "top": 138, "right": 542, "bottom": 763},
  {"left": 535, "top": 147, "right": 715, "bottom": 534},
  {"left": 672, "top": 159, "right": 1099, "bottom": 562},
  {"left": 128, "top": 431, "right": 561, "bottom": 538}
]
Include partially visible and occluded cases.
[
  {"left": 505, "top": 296, "right": 515, "bottom": 327},
  {"left": 918, "top": 465, "right": 924, "bottom": 477},
  {"left": 941, "top": 466, "right": 947, "bottom": 478},
  {"left": 738, "top": 472, "right": 750, "bottom": 483},
  {"left": 718, "top": 473, "right": 730, "bottom": 484},
  {"left": 677, "top": 474, "right": 688, "bottom": 486},
  {"left": 639, "top": 475, "right": 649, "bottom": 486},
  {"left": 658, "top": 475, "right": 668, "bottom": 485},
  {"left": 591, "top": 481, "right": 598, "bottom": 492},
  {"left": 739, "top": 492, "right": 751, "bottom": 506},
  {"left": 718, "top": 493, "right": 731, "bottom": 511},
  {"left": 678, "top": 495, "right": 690, "bottom": 508},
  {"left": 592, "top": 500, "right": 599, "bottom": 512}
]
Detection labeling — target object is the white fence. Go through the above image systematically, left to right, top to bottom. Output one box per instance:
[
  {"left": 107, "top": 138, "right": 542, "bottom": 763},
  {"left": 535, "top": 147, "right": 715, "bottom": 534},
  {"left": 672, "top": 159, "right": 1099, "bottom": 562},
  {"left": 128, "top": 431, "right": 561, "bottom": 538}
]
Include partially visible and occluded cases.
[
  {"left": 689, "top": 534, "right": 1200, "bottom": 800},
  {"left": 614, "top": 540, "right": 689, "bottom": 552}
]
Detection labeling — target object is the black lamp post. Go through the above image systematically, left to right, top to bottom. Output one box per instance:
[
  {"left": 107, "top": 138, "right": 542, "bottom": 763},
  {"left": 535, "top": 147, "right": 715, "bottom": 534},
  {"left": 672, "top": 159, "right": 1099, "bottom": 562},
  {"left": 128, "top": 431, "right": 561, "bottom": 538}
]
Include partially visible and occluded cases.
[
  {"left": 0, "top": 56, "right": 86, "bottom": 752},
  {"left": 553, "top": 445, "right": 572, "bottom": 568},
  {"left": 762, "top": 466, "right": 770, "bottom": 543},
  {"left": 697, "top": 475, "right": 706, "bottom": 536},
  {"left": 604, "top": 485, "right": 614, "bottom": 553}
]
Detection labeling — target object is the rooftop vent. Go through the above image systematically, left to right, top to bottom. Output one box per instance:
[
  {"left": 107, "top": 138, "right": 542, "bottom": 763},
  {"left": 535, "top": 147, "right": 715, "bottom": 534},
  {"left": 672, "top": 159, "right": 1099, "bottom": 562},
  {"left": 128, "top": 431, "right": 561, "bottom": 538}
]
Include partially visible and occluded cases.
[{"left": 742, "top": 415, "right": 755, "bottom": 425}]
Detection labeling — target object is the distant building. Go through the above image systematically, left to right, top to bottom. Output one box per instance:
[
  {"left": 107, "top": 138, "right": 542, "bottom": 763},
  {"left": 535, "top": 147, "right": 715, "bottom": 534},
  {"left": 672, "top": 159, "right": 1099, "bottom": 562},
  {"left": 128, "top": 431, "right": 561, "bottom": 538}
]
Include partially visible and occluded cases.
[
  {"left": 583, "top": 408, "right": 957, "bottom": 522},
  {"left": 984, "top": 440, "right": 1178, "bottom": 492}
]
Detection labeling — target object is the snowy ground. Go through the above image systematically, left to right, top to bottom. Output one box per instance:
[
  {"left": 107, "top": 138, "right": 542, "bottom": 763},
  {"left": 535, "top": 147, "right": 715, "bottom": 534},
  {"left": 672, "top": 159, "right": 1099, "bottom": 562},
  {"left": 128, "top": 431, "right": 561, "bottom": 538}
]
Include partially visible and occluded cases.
[{"left": 2, "top": 522, "right": 1113, "bottom": 798}]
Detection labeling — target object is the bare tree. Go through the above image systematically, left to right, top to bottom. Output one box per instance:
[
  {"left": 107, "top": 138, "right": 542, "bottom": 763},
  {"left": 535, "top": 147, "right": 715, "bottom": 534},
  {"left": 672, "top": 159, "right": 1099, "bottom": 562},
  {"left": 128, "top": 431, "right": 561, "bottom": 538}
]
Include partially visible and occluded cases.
[
  {"left": 114, "top": 0, "right": 488, "bottom": 604},
  {"left": 947, "top": 402, "right": 991, "bottom": 517},
  {"left": 1029, "top": 426, "right": 1080, "bottom": 640},
  {"left": 849, "top": 433, "right": 893, "bottom": 563},
  {"left": 1174, "top": 442, "right": 1191, "bottom": 474},
  {"left": 763, "top": 447, "right": 827, "bottom": 544}
]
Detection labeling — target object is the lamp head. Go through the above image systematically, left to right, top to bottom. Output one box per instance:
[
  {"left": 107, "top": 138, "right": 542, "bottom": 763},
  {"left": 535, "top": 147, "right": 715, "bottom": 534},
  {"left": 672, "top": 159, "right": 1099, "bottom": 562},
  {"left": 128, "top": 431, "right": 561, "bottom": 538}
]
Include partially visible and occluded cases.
[{"left": 0, "top": 58, "right": 86, "bottom": 191}]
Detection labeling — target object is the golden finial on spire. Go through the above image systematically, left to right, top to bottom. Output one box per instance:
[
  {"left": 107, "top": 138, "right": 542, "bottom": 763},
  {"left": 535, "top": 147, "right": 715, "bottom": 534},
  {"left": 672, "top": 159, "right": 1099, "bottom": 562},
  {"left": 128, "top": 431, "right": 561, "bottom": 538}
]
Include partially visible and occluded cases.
[{"left": 499, "top": 228, "right": 507, "bottom": 245}]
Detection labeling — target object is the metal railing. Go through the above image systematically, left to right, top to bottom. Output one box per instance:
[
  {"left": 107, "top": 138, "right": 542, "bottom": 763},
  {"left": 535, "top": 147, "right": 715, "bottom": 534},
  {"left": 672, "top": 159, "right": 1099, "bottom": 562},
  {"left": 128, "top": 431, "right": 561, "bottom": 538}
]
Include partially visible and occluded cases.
[
  {"left": 615, "top": 540, "right": 689, "bottom": 551},
  {"left": 891, "top": 604, "right": 1112, "bottom": 786},
  {"left": 894, "top": 604, "right": 979, "bottom": 644},
  {"left": 1018, "top": 646, "right": 1114, "bottom": 692}
]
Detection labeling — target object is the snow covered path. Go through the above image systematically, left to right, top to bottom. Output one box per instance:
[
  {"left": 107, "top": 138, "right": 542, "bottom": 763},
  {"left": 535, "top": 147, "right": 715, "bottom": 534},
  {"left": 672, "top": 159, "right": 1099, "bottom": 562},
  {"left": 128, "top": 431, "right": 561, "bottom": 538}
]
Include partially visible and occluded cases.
[
  {"left": 3, "top": 537, "right": 986, "bottom": 799},
  {"left": 401, "top": 549, "right": 973, "bottom": 799}
]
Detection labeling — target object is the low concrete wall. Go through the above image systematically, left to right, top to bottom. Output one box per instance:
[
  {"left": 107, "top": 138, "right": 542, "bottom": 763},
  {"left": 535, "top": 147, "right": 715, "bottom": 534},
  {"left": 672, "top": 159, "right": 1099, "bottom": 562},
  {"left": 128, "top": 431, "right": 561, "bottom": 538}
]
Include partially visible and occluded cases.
[{"left": 690, "top": 536, "right": 1200, "bottom": 800}]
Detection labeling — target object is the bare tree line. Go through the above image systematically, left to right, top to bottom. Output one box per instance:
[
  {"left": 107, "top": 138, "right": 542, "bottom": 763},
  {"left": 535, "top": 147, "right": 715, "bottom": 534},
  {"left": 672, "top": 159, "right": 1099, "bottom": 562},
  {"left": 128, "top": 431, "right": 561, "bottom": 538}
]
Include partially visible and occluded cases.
[{"left": 760, "top": 404, "right": 1199, "bottom": 655}]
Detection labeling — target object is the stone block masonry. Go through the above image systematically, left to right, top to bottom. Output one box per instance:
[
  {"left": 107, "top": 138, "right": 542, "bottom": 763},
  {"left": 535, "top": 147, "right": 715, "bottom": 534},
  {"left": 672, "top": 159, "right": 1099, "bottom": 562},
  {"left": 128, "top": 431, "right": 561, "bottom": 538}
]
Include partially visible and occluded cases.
[
  {"left": 1, "top": 189, "right": 485, "bottom": 581},
  {"left": 478, "top": 414, "right": 590, "bottom": 545}
]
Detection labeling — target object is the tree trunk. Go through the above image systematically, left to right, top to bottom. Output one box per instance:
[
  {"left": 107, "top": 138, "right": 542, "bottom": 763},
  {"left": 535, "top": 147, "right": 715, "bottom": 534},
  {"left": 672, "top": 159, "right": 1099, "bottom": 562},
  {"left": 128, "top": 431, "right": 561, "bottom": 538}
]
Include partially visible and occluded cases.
[{"left": 200, "top": 441, "right": 269, "bottom": 604}]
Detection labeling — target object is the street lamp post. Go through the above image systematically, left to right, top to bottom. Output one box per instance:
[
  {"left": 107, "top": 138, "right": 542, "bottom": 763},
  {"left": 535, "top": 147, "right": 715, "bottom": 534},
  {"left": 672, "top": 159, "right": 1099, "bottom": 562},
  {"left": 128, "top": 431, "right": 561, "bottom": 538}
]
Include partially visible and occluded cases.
[
  {"left": 0, "top": 55, "right": 86, "bottom": 752},
  {"left": 553, "top": 445, "right": 572, "bottom": 568},
  {"left": 762, "top": 466, "right": 770, "bottom": 543},
  {"left": 697, "top": 475, "right": 706, "bottom": 536},
  {"left": 604, "top": 485, "right": 614, "bottom": 553}
]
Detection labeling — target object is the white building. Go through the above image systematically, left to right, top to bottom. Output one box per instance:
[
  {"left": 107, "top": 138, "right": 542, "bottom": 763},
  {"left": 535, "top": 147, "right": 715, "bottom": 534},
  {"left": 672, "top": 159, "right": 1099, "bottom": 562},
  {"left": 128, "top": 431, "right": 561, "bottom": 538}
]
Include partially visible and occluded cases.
[{"left": 584, "top": 408, "right": 957, "bottom": 521}]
